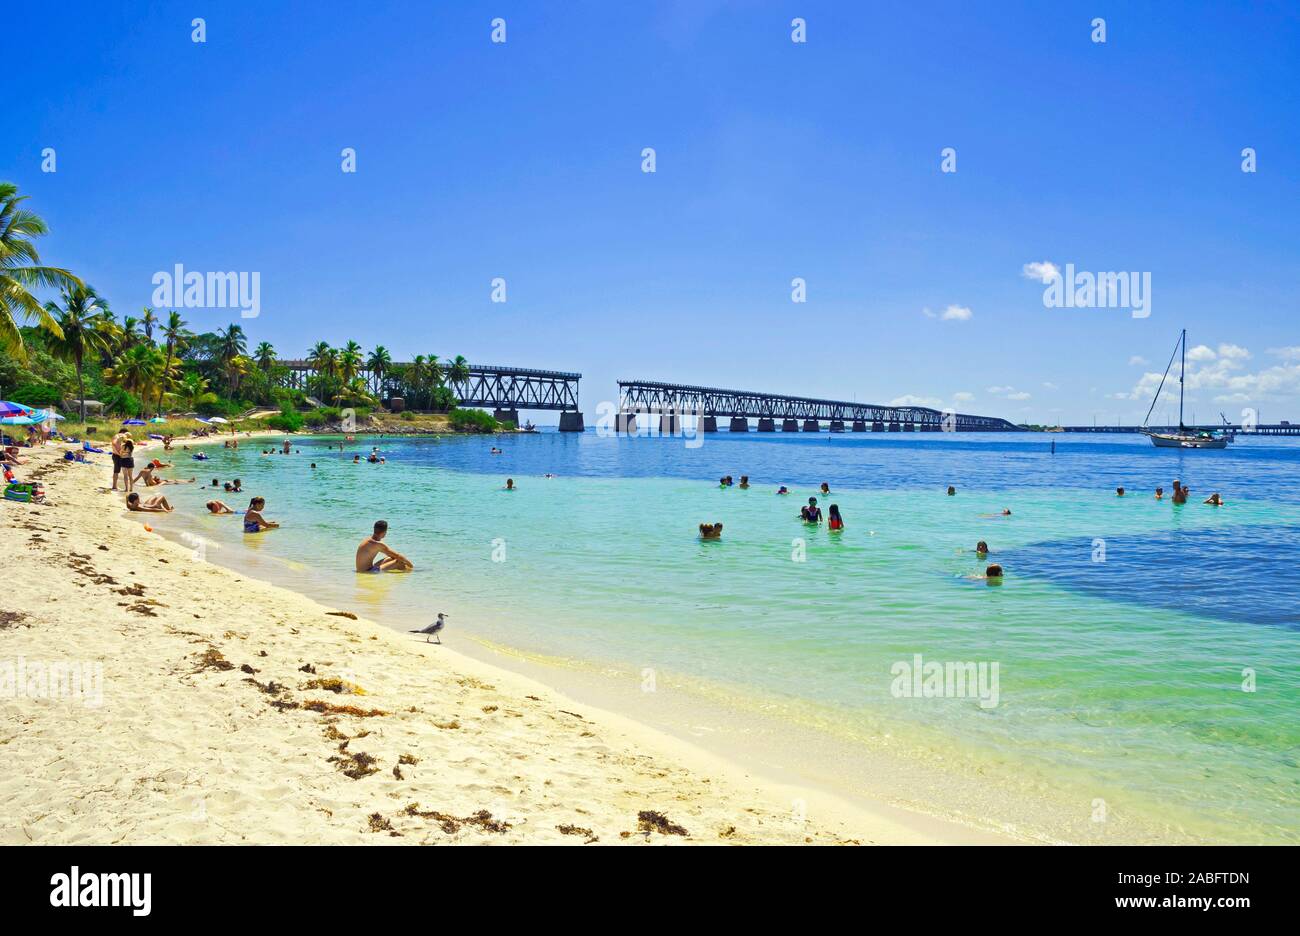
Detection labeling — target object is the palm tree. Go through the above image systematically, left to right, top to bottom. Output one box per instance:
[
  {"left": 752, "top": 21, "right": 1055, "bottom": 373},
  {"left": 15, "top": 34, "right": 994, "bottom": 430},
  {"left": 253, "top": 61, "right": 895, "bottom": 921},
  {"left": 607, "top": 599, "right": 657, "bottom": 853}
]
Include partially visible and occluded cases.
[
  {"left": 0, "top": 181, "right": 80, "bottom": 357},
  {"left": 44, "top": 285, "right": 112, "bottom": 423},
  {"left": 140, "top": 307, "right": 158, "bottom": 342},
  {"left": 155, "top": 311, "right": 189, "bottom": 417},
  {"left": 215, "top": 324, "right": 247, "bottom": 395},
  {"left": 338, "top": 340, "right": 363, "bottom": 384},
  {"left": 254, "top": 341, "right": 276, "bottom": 371},
  {"left": 105, "top": 343, "right": 166, "bottom": 404},
  {"left": 367, "top": 345, "right": 391, "bottom": 395},
  {"left": 426, "top": 354, "right": 444, "bottom": 389},
  {"left": 446, "top": 354, "right": 471, "bottom": 387},
  {"left": 409, "top": 355, "right": 429, "bottom": 410},
  {"left": 173, "top": 371, "right": 219, "bottom": 412}
]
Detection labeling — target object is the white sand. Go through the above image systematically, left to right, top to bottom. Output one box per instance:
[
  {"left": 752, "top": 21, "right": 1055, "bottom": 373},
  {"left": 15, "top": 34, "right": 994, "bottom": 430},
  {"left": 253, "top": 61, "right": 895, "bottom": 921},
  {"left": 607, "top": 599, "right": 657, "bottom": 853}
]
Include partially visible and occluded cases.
[{"left": 1, "top": 440, "right": 1013, "bottom": 844}]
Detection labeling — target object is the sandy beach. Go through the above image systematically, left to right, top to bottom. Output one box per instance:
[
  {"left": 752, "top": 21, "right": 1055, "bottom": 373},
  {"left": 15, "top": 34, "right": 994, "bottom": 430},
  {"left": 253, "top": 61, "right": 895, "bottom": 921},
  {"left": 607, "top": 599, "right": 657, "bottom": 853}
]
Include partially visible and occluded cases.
[{"left": 0, "top": 439, "right": 1007, "bottom": 845}]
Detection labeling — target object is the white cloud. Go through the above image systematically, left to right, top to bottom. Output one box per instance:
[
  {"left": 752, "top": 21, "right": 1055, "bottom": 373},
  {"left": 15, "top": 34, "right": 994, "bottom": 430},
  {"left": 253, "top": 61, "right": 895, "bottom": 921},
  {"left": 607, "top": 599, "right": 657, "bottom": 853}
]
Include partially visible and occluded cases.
[
  {"left": 1022, "top": 261, "right": 1060, "bottom": 284},
  {"left": 922, "top": 304, "right": 972, "bottom": 321},
  {"left": 1120, "top": 342, "right": 1300, "bottom": 407},
  {"left": 1267, "top": 346, "right": 1300, "bottom": 360},
  {"left": 1128, "top": 355, "right": 1148, "bottom": 366},
  {"left": 1042, "top": 381, "right": 1059, "bottom": 391},
  {"left": 986, "top": 385, "right": 1031, "bottom": 401},
  {"left": 952, "top": 391, "right": 974, "bottom": 402},
  {"left": 888, "top": 394, "right": 944, "bottom": 408}
]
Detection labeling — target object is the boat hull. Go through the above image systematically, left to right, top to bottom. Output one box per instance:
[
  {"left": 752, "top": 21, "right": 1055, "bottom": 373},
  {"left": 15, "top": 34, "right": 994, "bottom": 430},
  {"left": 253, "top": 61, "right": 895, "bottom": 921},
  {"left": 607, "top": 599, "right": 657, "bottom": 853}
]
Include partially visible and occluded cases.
[{"left": 1145, "top": 432, "right": 1229, "bottom": 449}]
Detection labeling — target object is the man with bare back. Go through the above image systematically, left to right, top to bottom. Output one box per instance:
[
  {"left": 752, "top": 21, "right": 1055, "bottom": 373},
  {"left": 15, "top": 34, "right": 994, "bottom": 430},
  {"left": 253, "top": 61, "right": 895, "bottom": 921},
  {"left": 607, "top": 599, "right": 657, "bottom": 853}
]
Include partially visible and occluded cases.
[{"left": 355, "top": 520, "right": 414, "bottom": 572}]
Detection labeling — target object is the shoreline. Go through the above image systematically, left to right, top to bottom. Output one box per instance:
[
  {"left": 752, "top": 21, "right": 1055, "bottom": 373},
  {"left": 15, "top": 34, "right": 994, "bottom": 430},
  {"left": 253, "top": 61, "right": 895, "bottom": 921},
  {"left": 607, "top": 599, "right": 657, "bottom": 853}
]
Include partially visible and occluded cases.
[{"left": 1, "top": 442, "right": 1016, "bottom": 845}]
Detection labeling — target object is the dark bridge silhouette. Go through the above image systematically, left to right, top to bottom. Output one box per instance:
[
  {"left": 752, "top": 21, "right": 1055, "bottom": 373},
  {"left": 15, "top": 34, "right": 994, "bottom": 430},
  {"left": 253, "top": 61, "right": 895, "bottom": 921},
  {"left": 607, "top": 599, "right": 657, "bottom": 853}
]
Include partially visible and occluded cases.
[
  {"left": 281, "top": 361, "right": 584, "bottom": 430},
  {"left": 615, "top": 380, "right": 1021, "bottom": 433}
]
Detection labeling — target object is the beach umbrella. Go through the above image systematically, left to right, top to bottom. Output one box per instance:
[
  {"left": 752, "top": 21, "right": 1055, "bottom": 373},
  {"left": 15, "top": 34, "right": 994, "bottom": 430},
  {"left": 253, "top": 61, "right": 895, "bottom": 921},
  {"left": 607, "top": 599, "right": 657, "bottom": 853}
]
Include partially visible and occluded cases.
[
  {"left": 0, "top": 401, "right": 34, "bottom": 418},
  {"left": 207, "top": 416, "right": 229, "bottom": 424},
  {"left": 149, "top": 417, "right": 168, "bottom": 423},
  {"left": 122, "top": 419, "right": 147, "bottom": 426}
]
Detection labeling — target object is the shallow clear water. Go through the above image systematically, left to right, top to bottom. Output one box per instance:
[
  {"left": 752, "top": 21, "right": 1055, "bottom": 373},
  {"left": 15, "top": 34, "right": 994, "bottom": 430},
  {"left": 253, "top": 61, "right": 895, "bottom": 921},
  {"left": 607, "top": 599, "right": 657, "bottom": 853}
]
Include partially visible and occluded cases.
[{"left": 154, "top": 430, "right": 1300, "bottom": 842}]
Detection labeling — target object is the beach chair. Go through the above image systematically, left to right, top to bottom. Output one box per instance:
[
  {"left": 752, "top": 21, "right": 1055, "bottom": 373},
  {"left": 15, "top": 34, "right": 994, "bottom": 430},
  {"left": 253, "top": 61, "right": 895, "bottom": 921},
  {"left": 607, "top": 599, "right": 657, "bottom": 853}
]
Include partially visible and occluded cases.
[{"left": 4, "top": 482, "right": 45, "bottom": 504}]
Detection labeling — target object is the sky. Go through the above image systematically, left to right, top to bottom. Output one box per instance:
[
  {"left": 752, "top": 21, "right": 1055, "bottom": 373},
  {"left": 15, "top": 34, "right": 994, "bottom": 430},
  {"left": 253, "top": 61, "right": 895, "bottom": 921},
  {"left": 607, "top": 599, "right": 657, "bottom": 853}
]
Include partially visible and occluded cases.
[{"left": 6, "top": 0, "right": 1299, "bottom": 426}]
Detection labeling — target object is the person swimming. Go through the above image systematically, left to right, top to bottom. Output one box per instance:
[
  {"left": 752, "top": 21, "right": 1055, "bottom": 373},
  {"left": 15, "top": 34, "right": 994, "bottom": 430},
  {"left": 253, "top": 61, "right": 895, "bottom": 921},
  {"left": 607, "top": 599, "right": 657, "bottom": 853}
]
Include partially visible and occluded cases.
[
  {"left": 353, "top": 455, "right": 361, "bottom": 464},
  {"left": 739, "top": 475, "right": 750, "bottom": 489},
  {"left": 505, "top": 478, "right": 515, "bottom": 490},
  {"left": 231, "top": 479, "right": 242, "bottom": 493},
  {"left": 820, "top": 482, "right": 830, "bottom": 495},
  {"left": 776, "top": 485, "right": 789, "bottom": 495},
  {"left": 947, "top": 485, "right": 956, "bottom": 496},
  {"left": 1116, "top": 486, "right": 1125, "bottom": 496},
  {"left": 1155, "top": 486, "right": 1164, "bottom": 500},
  {"left": 1204, "top": 492, "right": 1224, "bottom": 506},
  {"left": 243, "top": 497, "right": 278, "bottom": 533},
  {"left": 801, "top": 497, "right": 823, "bottom": 523},
  {"left": 206, "top": 500, "right": 234, "bottom": 514},
  {"left": 827, "top": 504, "right": 844, "bottom": 531},
  {"left": 355, "top": 520, "right": 414, "bottom": 572},
  {"left": 698, "top": 522, "right": 723, "bottom": 540},
  {"left": 976, "top": 540, "right": 989, "bottom": 556},
  {"left": 984, "top": 564, "right": 1004, "bottom": 584}
]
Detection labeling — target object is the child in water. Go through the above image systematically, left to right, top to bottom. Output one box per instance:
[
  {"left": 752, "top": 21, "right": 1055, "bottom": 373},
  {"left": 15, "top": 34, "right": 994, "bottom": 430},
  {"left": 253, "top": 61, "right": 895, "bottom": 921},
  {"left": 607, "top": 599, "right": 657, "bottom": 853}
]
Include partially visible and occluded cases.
[
  {"left": 776, "top": 485, "right": 789, "bottom": 495},
  {"left": 801, "top": 497, "right": 823, "bottom": 523},
  {"left": 827, "top": 504, "right": 844, "bottom": 531},
  {"left": 698, "top": 522, "right": 723, "bottom": 540},
  {"left": 976, "top": 540, "right": 989, "bottom": 557}
]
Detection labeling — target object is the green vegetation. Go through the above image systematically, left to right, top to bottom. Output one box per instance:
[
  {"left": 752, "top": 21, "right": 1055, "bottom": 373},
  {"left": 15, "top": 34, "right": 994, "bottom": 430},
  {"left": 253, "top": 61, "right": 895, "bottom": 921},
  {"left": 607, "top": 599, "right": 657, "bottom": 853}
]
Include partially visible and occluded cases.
[{"left": 0, "top": 181, "right": 505, "bottom": 434}]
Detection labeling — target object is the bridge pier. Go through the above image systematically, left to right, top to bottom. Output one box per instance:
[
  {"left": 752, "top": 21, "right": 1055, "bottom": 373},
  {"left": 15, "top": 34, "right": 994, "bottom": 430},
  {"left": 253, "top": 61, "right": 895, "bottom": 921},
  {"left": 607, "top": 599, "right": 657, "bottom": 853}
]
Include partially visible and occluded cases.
[
  {"left": 493, "top": 408, "right": 519, "bottom": 426},
  {"left": 559, "top": 411, "right": 585, "bottom": 432},
  {"left": 615, "top": 412, "right": 637, "bottom": 434},
  {"left": 660, "top": 412, "right": 680, "bottom": 435},
  {"left": 701, "top": 416, "right": 718, "bottom": 432},
  {"left": 729, "top": 417, "right": 749, "bottom": 432},
  {"left": 757, "top": 418, "right": 775, "bottom": 432},
  {"left": 782, "top": 419, "right": 800, "bottom": 432},
  {"left": 802, "top": 419, "right": 820, "bottom": 432},
  {"left": 829, "top": 419, "right": 845, "bottom": 432},
  {"left": 852, "top": 420, "right": 867, "bottom": 432},
  {"left": 872, "top": 421, "right": 884, "bottom": 432},
  {"left": 888, "top": 421, "right": 901, "bottom": 432},
  {"left": 903, "top": 422, "right": 915, "bottom": 432}
]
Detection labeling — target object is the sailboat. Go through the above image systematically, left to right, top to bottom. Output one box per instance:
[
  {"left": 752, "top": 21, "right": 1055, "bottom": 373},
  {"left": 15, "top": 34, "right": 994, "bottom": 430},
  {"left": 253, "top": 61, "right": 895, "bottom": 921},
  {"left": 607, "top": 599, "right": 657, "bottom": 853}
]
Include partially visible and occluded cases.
[{"left": 1141, "top": 329, "right": 1230, "bottom": 449}]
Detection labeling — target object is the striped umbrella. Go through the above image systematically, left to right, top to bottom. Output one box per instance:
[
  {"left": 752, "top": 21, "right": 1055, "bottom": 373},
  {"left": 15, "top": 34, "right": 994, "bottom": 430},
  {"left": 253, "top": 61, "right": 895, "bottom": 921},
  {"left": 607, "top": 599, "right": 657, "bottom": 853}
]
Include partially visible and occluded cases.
[{"left": 0, "top": 401, "right": 35, "bottom": 418}]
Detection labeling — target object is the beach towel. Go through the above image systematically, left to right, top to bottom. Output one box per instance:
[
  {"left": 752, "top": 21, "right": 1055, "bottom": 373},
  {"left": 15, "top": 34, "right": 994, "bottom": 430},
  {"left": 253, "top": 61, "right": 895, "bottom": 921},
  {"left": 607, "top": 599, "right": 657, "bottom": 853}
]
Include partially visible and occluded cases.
[{"left": 83, "top": 442, "right": 105, "bottom": 453}]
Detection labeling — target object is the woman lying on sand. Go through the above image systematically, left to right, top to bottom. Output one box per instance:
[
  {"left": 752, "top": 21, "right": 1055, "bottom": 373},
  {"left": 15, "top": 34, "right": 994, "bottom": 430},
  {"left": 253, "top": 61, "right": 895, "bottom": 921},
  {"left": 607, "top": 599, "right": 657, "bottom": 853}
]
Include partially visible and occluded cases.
[{"left": 126, "top": 492, "right": 172, "bottom": 512}]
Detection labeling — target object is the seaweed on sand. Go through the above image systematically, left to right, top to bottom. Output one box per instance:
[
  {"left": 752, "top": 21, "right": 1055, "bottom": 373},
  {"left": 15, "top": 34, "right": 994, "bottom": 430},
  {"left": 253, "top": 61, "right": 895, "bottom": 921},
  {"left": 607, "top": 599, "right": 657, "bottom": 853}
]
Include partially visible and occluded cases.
[
  {"left": 193, "top": 647, "right": 234, "bottom": 672},
  {"left": 300, "top": 677, "right": 366, "bottom": 695},
  {"left": 301, "top": 700, "right": 387, "bottom": 717},
  {"left": 330, "top": 750, "right": 379, "bottom": 779},
  {"left": 403, "top": 804, "right": 512, "bottom": 834},
  {"left": 637, "top": 810, "right": 688, "bottom": 837}
]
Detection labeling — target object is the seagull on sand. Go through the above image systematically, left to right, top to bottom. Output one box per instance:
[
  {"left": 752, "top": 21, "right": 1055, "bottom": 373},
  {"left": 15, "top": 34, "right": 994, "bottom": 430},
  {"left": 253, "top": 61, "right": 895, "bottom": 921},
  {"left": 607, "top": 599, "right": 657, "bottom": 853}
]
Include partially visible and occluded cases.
[{"left": 410, "top": 613, "right": 446, "bottom": 643}]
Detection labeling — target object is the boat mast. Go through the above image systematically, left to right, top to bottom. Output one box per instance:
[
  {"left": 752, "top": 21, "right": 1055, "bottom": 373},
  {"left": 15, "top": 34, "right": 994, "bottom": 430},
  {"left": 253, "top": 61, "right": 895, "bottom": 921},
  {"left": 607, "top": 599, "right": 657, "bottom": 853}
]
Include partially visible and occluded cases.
[{"left": 1179, "top": 328, "right": 1186, "bottom": 431}]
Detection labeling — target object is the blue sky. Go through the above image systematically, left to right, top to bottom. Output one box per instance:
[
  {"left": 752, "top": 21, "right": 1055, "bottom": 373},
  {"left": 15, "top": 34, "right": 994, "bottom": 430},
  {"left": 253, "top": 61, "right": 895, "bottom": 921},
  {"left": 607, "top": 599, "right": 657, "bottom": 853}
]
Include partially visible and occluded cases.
[{"left": 7, "top": 0, "right": 1299, "bottom": 425}]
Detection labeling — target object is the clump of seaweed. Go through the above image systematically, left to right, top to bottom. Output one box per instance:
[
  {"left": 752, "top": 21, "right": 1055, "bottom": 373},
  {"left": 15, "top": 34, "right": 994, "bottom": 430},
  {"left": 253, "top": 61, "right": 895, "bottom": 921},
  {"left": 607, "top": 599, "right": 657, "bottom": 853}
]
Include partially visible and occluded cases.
[
  {"left": 0, "top": 611, "right": 30, "bottom": 630},
  {"left": 326, "top": 611, "right": 358, "bottom": 620},
  {"left": 194, "top": 647, "right": 234, "bottom": 672},
  {"left": 240, "top": 663, "right": 259, "bottom": 674},
  {"left": 299, "top": 664, "right": 317, "bottom": 674},
  {"left": 301, "top": 677, "right": 366, "bottom": 695},
  {"left": 456, "top": 677, "right": 495, "bottom": 690},
  {"left": 244, "top": 678, "right": 286, "bottom": 695},
  {"left": 302, "top": 700, "right": 387, "bottom": 717},
  {"left": 433, "top": 719, "right": 460, "bottom": 730},
  {"left": 330, "top": 750, "right": 379, "bottom": 779},
  {"left": 397, "top": 753, "right": 419, "bottom": 766},
  {"left": 392, "top": 764, "right": 404, "bottom": 780},
  {"left": 402, "top": 804, "right": 511, "bottom": 834},
  {"left": 637, "top": 810, "right": 688, "bottom": 837},
  {"left": 367, "top": 812, "right": 396, "bottom": 833},
  {"left": 557, "top": 824, "right": 596, "bottom": 841}
]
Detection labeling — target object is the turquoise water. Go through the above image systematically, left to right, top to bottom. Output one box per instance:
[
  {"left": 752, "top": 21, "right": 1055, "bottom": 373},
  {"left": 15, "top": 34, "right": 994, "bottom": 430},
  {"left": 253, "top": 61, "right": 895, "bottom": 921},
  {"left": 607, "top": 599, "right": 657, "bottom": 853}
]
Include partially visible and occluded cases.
[{"left": 152, "top": 431, "right": 1300, "bottom": 842}]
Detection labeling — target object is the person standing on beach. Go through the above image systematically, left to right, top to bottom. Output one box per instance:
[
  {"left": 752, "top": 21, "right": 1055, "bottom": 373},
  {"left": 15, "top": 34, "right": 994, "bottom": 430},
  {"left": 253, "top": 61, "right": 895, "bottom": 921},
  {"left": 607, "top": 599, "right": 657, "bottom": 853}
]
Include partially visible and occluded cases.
[
  {"left": 110, "top": 428, "right": 130, "bottom": 491},
  {"left": 355, "top": 520, "right": 414, "bottom": 572}
]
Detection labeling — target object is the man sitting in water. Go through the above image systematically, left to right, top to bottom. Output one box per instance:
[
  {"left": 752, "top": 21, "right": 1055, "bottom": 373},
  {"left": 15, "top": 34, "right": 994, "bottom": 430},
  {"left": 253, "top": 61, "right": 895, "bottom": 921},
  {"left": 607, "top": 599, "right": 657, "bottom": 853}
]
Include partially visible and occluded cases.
[
  {"left": 504, "top": 478, "right": 515, "bottom": 490},
  {"left": 1171, "top": 480, "right": 1188, "bottom": 504},
  {"left": 356, "top": 520, "right": 414, "bottom": 572},
  {"left": 698, "top": 522, "right": 723, "bottom": 540}
]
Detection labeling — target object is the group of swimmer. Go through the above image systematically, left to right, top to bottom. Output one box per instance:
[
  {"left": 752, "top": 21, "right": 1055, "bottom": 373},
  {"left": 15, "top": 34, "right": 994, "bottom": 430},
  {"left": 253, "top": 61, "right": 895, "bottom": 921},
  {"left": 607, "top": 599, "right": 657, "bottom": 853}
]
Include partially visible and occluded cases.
[{"left": 1120, "top": 479, "right": 1224, "bottom": 505}]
